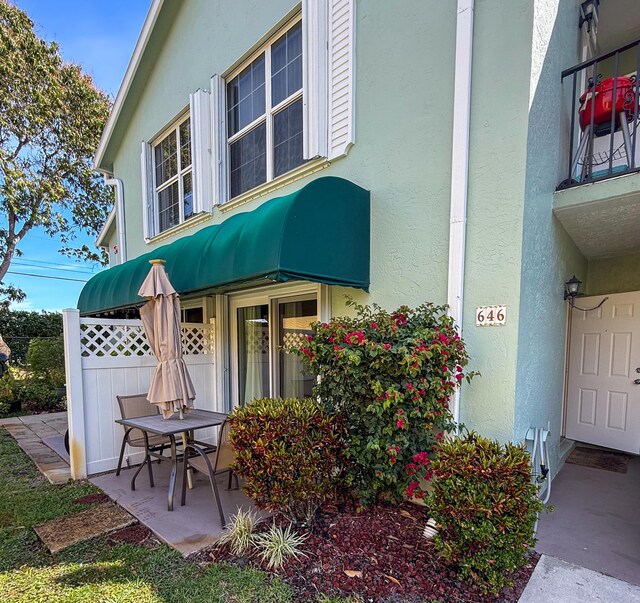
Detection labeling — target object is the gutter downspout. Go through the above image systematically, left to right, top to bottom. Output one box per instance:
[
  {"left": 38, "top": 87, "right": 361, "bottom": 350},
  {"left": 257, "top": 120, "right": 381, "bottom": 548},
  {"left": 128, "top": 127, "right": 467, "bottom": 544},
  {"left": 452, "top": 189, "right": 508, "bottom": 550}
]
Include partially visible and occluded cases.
[
  {"left": 447, "top": 0, "right": 474, "bottom": 427},
  {"left": 104, "top": 177, "right": 127, "bottom": 264}
]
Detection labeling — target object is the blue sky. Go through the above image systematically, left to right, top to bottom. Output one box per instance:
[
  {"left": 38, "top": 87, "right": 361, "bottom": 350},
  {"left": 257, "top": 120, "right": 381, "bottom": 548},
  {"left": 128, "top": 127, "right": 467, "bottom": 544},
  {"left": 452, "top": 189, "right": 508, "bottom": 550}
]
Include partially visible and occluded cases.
[{"left": 8, "top": 1, "right": 150, "bottom": 311}]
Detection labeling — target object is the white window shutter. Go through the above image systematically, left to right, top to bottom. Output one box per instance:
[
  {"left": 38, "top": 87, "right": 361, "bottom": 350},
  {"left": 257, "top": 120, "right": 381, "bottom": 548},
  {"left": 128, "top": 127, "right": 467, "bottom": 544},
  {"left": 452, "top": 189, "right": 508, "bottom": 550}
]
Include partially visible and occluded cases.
[
  {"left": 302, "top": 0, "right": 328, "bottom": 159},
  {"left": 328, "top": 0, "right": 355, "bottom": 160},
  {"left": 210, "top": 74, "right": 228, "bottom": 205},
  {"left": 189, "top": 89, "right": 212, "bottom": 214},
  {"left": 140, "top": 141, "right": 154, "bottom": 239}
]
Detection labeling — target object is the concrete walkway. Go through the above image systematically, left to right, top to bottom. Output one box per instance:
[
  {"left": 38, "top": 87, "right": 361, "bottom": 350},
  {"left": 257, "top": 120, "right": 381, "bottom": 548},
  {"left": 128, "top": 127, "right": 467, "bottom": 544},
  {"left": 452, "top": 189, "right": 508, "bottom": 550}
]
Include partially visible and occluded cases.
[
  {"left": 0, "top": 412, "right": 70, "bottom": 483},
  {"left": 519, "top": 555, "right": 640, "bottom": 602}
]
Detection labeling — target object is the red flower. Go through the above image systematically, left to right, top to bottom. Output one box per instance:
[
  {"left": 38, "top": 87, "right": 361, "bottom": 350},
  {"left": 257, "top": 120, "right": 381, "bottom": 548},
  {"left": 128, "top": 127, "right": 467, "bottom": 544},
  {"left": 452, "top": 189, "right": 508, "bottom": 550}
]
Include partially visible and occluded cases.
[
  {"left": 371, "top": 322, "right": 378, "bottom": 329},
  {"left": 345, "top": 331, "right": 366, "bottom": 345},
  {"left": 383, "top": 343, "right": 391, "bottom": 350},
  {"left": 397, "top": 409, "right": 403, "bottom": 415},
  {"left": 396, "top": 418, "right": 406, "bottom": 429},
  {"left": 436, "top": 432, "right": 443, "bottom": 440},
  {"left": 413, "top": 451, "right": 430, "bottom": 466},
  {"left": 406, "top": 481, "right": 420, "bottom": 498}
]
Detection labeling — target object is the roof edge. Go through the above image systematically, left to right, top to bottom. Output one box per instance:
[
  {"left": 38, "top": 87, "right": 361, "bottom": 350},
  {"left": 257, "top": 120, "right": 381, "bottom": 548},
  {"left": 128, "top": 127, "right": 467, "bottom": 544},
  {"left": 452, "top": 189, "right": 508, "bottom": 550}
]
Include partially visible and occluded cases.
[
  {"left": 93, "top": 0, "right": 165, "bottom": 171},
  {"left": 96, "top": 207, "right": 116, "bottom": 248}
]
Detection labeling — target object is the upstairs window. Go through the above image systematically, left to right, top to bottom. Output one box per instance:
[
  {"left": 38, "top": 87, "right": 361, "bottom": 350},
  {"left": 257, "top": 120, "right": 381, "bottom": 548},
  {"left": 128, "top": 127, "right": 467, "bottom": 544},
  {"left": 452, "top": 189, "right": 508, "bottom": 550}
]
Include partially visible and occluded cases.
[
  {"left": 226, "top": 19, "right": 304, "bottom": 199},
  {"left": 153, "top": 116, "right": 193, "bottom": 233}
]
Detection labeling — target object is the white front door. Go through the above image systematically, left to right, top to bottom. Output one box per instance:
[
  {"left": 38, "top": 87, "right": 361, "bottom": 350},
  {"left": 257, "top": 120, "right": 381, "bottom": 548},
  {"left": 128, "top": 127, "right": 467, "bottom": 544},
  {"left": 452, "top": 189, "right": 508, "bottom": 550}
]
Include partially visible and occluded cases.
[{"left": 566, "top": 291, "right": 640, "bottom": 453}]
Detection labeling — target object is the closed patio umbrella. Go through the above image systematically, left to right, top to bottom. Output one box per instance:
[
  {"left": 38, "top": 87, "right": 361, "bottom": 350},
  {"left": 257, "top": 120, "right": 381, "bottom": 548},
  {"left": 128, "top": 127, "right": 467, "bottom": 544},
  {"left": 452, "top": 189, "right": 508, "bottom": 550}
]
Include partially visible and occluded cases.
[{"left": 138, "top": 259, "right": 195, "bottom": 419}]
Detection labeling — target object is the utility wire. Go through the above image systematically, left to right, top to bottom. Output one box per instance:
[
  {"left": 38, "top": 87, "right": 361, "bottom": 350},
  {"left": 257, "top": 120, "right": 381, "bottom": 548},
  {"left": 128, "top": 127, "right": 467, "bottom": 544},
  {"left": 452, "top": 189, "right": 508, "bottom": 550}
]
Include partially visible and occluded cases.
[
  {"left": 12, "top": 261, "right": 97, "bottom": 275},
  {"left": 6, "top": 270, "right": 89, "bottom": 283}
]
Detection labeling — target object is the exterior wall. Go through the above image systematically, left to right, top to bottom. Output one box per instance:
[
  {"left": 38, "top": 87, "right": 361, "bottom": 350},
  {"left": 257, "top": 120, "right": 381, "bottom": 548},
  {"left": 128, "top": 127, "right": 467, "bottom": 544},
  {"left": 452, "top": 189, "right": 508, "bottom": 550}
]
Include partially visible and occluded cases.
[
  {"left": 97, "top": 0, "right": 599, "bottom": 452},
  {"left": 108, "top": 0, "right": 458, "bottom": 312},
  {"left": 459, "top": 0, "right": 537, "bottom": 441},
  {"left": 515, "top": 0, "right": 586, "bottom": 473},
  {"left": 587, "top": 253, "right": 640, "bottom": 295}
]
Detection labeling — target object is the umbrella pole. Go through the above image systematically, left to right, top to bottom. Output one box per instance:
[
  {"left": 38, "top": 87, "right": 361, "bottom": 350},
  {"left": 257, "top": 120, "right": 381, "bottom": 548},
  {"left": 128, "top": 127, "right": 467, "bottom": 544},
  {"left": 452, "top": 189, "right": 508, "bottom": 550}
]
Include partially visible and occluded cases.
[
  {"left": 179, "top": 409, "right": 194, "bottom": 489},
  {"left": 183, "top": 432, "right": 194, "bottom": 489}
]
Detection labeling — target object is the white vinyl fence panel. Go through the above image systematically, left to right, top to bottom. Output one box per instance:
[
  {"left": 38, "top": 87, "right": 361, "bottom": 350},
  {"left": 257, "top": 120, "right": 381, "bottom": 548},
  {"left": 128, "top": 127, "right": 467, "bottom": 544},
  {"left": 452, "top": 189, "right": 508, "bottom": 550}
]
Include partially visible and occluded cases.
[{"left": 63, "top": 310, "right": 218, "bottom": 478}]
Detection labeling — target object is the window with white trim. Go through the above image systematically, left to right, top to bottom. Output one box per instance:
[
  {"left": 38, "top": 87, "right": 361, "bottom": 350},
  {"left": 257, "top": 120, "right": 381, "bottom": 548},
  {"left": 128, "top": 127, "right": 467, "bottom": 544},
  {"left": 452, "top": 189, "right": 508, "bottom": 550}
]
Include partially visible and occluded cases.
[
  {"left": 226, "top": 19, "right": 305, "bottom": 199},
  {"left": 152, "top": 115, "right": 193, "bottom": 233}
]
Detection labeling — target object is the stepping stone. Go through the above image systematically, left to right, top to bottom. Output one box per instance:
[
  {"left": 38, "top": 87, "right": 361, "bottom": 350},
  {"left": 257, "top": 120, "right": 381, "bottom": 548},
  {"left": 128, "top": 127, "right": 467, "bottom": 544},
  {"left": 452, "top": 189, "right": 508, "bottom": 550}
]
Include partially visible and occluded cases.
[{"left": 34, "top": 503, "right": 135, "bottom": 553}]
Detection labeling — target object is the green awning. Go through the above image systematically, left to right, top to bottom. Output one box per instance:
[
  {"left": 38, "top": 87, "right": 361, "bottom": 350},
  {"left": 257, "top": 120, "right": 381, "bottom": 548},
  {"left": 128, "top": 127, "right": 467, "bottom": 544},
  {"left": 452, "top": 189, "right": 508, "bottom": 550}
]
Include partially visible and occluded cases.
[{"left": 78, "top": 176, "right": 370, "bottom": 315}]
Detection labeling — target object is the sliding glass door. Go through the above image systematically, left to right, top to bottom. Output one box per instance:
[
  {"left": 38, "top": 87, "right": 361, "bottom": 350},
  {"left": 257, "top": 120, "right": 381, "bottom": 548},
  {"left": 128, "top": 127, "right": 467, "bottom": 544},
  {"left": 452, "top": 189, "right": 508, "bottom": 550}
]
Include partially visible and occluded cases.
[
  {"left": 231, "top": 290, "right": 318, "bottom": 406},
  {"left": 237, "top": 304, "right": 270, "bottom": 406}
]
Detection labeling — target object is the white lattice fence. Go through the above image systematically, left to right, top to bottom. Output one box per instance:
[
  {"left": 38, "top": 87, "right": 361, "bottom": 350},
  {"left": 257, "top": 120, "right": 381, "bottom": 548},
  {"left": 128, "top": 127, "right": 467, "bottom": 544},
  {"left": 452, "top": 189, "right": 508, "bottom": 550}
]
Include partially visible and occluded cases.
[
  {"left": 64, "top": 310, "right": 219, "bottom": 478},
  {"left": 79, "top": 318, "right": 214, "bottom": 357}
]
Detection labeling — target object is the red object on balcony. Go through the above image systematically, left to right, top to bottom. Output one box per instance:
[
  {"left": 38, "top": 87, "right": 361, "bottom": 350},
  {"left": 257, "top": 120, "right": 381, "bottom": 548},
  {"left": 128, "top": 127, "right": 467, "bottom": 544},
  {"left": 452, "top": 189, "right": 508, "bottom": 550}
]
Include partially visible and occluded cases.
[{"left": 578, "top": 76, "right": 636, "bottom": 131}]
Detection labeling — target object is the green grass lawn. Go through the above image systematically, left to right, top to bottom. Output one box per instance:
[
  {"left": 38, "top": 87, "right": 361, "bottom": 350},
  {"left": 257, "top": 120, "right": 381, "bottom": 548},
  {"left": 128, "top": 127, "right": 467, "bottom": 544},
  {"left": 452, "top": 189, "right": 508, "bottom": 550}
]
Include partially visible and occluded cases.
[{"left": 0, "top": 428, "right": 297, "bottom": 603}]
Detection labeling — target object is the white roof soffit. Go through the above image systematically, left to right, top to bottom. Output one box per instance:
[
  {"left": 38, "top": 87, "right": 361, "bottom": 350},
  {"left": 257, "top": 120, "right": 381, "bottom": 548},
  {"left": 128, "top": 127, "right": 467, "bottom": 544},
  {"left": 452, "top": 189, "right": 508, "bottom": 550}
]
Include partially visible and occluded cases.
[
  {"left": 94, "top": 0, "right": 165, "bottom": 172},
  {"left": 95, "top": 207, "right": 116, "bottom": 248}
]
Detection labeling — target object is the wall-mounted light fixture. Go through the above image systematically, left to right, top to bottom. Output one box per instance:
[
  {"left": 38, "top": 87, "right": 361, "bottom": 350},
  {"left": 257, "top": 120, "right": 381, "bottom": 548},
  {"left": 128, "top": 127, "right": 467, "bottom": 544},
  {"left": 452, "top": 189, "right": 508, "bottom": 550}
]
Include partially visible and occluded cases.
[
  {"left": 579, "top": 0, "right": 599, "bottom": 32},
  {"left": 564, "top": 275, "right": 582, "bottom": 302}
]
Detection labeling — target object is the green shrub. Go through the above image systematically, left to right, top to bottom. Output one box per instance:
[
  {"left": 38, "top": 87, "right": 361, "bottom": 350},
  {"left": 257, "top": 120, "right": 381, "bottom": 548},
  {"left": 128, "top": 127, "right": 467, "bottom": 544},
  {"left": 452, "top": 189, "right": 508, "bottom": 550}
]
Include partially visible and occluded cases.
[
  {"left": 295, "top": 300, "right": 475, "bottom": 506},
  {"left": 0, "top": 310, "right": 62, "bottom": 364},
  {"left": 27, "top": 336, "right": 65, "bottom": 386},
  {"left": 0, "top": 372, "right": 12, "bottom": 417},
  {"left": 17, "top": 380, "right": 60, "bottom": 413},
  {"left": 230, "top": 397, "right": 344, "bottom": 525},
  {"left": 426, "top": 432, "right": 544, "bottom": 594}
]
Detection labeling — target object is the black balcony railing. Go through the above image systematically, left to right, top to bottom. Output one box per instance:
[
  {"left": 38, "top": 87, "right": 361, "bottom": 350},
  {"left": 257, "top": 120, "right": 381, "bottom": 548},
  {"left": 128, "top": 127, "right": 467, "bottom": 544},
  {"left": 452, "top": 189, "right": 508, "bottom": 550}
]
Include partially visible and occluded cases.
[{"left": 557, "top": 38, "right": 640, "bottom": 190}]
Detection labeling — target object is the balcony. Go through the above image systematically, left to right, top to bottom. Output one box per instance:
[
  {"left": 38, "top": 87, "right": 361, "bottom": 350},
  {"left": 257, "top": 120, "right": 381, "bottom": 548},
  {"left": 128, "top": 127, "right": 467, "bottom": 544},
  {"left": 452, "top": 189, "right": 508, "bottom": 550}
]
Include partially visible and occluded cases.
[
  {"left": 554, "top": 35, "right": 640, "bottom": 260},
  {"left": 557, "top": 38, "right": 640, "bottom": 190}
]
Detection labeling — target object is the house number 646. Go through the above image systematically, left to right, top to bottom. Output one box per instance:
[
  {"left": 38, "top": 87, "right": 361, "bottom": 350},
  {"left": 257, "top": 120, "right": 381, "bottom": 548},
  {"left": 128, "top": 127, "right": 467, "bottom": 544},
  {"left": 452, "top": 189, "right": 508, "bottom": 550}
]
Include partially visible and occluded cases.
[{"left": 476, "top": 305, "right": 507, "bottom": 326}]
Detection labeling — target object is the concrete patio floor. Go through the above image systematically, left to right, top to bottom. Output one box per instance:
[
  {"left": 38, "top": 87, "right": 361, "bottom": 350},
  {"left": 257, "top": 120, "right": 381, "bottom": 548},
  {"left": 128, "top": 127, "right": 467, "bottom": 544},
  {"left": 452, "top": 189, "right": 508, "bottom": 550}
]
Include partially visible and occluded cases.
[
  {"left": 535, "top": 453, "right": 640, "bottom": 586},
  {"left": 91, "top": 460, "right": 261, "bottom": 556}
]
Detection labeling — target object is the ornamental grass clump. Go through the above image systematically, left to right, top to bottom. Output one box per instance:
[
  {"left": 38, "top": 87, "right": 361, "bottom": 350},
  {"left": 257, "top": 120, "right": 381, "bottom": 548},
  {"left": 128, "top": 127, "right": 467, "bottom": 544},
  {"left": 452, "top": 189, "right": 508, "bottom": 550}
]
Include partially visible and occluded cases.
[
  {"left": 295, "top": 299, "right": 475, "bottom": 506},
  {"left": 229, "top": 397, "right": 344, "bottom": 525},
  {"left": 427, "top": 432, "right": 545, "bottom": 594},
  {"left": 217, "top": 507, "right": 260, "bottom": 556},
  {"left": 252, "top": 522, "right": 308, "bottom": 569}
]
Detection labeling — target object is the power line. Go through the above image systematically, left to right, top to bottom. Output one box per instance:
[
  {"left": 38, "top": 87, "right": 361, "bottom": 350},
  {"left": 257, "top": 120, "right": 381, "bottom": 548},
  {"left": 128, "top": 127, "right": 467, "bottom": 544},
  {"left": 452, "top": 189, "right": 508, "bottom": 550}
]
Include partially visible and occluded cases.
[
  {"left": 13, "top": 257, "right": 99, "bottom": 271},
  {"left": 13, "top": 260, "right": 97, "bottom": 275},
  {"left": 6, "top": 270, "right": 89, "bottom": 283}
]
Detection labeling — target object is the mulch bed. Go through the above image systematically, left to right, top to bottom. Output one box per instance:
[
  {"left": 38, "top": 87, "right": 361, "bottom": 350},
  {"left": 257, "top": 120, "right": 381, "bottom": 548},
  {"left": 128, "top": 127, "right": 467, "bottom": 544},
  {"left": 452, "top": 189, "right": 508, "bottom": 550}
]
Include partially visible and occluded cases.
[
  {"left": 207, "top": 502, "right": 539, "bottom": 602},
  {"left": 107, "top": 524, "right": 153, "bottom": 547}
]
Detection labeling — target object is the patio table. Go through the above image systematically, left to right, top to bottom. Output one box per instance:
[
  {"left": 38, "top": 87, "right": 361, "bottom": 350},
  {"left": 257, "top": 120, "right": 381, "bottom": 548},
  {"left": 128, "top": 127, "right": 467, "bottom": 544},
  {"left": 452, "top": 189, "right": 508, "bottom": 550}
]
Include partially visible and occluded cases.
[{"left": 116, "top": 409, "right": 228, "bottom": 511}]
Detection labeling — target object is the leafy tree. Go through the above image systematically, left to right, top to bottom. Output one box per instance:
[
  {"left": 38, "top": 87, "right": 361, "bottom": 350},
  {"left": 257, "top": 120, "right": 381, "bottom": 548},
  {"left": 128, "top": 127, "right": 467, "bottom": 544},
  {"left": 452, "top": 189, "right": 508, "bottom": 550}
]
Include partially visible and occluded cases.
[{"left": 0, "top": 0, "right": 112, "bottom": 304}]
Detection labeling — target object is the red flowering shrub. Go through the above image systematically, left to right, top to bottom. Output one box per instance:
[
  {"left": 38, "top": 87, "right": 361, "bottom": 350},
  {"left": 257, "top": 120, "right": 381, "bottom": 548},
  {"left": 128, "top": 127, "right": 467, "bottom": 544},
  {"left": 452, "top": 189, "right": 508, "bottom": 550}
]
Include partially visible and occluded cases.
[
  {"left": 295, "top": 300, "right": 474, "bottom": 506},
  {"left": 229, "top": 397, "right": 343, "bottom": 525},
  {"left": 427, "top": 432, "right": 544, "bottom": 594}
]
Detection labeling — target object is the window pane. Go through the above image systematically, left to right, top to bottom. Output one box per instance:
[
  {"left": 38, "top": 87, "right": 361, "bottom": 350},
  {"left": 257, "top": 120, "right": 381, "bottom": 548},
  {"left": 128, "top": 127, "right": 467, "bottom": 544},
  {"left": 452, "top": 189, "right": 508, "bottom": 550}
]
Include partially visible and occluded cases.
[
  {"left": 271, "top": 22, "right": 303, "bottom": 106},
  {"left": 227, "top": 55, "right": 266, "bottom": 137},
  {"left": 273, "top": 98, "right": 304, "bottom": 178},
  {"left": 180, "top": 119, "right": 191, "bottom": 168},
  {"left": 230, "top": 123, "right": 267, "bottom": 198},
  {"left": 154, "top": 133, "right": 177, "bottom": 185},
  {"left": 183, "top": 171, "right": 193, "bottom": 219},
  {"left": 158, "top": 181, "right": 180, "bottom": 232},
  {"left": 279, "top": 299, "right": 317, "bottom": 399},
  {"left": 238, "top": 304, "right": 270, "bottom": 405},
  {"left": 182, "top": 307, "right": 204, "bottom": 323}
]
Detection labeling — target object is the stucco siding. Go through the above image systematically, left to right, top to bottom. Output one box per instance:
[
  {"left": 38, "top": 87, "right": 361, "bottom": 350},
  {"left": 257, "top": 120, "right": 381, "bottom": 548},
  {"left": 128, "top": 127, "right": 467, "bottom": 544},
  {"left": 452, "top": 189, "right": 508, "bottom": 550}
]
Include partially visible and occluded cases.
[
  {"left": 459, "top": 0, "right": 537, "bottom": 441},
  {"left": 515, "top": 0, "right": 586, "bottom": 472}
]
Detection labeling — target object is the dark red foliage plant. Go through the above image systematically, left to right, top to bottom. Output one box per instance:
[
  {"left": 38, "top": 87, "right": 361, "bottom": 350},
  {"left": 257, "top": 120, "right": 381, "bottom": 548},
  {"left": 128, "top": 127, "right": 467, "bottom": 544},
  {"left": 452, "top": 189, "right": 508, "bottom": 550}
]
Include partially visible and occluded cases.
[{"left": 229, "top": 397, "right": 344, "bottom": 525}]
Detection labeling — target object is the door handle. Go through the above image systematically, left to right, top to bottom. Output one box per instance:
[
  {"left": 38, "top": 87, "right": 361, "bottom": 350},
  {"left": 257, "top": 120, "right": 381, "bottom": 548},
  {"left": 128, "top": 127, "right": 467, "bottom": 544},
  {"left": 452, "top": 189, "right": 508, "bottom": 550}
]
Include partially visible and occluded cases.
[{"left": 635, "top": 379, "right": 640, "bottom": 385}]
